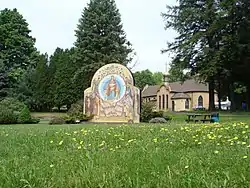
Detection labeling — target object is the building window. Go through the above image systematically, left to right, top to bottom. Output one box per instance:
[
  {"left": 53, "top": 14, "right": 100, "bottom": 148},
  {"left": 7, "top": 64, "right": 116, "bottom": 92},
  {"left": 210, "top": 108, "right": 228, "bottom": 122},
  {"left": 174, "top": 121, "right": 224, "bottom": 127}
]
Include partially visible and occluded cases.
[
  {"left": 159, "top": 95, "right": 161, "bottom": 109},
  {"left": 162, "top": 95, "right": 165, "bottom": 109},
  {"left": 166, "top": 95, "right": 169, "bottom": 109},
  {"left": 198, "top": 96, "right": 203, "bottom": 107},
  {"left": 185, "top": 99, "right": 189, "bottom": 109}
]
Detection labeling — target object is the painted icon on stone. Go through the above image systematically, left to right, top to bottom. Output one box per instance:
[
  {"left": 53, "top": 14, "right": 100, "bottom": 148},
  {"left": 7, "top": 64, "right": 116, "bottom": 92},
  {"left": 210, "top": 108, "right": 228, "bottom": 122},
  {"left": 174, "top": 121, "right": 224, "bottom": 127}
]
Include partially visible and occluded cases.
[
  {"left": 84, "top": 63, "right": 140, "bottom": 123},
  {"left": 98, "top": 74, "right": 125, "bottom": 101}
]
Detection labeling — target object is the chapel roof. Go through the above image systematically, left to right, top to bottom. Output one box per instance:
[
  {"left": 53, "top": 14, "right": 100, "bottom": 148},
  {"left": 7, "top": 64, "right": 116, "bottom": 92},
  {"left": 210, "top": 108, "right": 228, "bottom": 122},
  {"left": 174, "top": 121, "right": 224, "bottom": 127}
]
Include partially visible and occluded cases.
[{"left": 142, "top": 79, "right": 209, "bottom": 97}]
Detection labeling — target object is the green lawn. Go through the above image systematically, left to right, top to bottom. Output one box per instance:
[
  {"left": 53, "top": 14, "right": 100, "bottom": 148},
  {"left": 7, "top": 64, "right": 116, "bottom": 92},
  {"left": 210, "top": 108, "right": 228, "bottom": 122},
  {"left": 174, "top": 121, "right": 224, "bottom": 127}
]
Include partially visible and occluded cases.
[{"left": 0, "top": 115, "right": 249, "bottom": 187}]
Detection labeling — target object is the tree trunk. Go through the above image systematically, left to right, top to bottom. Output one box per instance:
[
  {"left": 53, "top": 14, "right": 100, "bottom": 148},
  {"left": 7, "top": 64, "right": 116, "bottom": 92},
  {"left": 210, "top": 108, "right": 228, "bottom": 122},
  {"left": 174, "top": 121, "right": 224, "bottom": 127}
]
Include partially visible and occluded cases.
[
  {"left": 209, "top": 80, "right": 215, "bottom": 111},
  {"left": 218, "top": 80, "right": 222, "bottom": 110},
  {"left": 229, "top": 83, "right": 236, "bottom": 112}
]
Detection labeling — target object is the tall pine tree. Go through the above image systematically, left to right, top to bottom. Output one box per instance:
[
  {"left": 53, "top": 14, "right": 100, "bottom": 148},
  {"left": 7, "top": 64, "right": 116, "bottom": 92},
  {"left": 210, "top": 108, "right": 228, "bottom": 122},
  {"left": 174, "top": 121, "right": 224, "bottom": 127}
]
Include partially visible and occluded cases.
[
  {"left": 74, "top": 0, "right": 133, "bottom": 93},
  {"left": 0, "top": 8, "right": 37, "bottom": 86}
]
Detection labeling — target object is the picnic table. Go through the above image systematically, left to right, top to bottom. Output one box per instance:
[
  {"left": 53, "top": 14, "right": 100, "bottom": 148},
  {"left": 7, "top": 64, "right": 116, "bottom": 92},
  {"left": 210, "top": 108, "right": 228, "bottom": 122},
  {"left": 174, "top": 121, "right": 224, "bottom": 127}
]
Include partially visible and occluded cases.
[{"left": 186, "top": 113, "right": 212, "bottom": 123}]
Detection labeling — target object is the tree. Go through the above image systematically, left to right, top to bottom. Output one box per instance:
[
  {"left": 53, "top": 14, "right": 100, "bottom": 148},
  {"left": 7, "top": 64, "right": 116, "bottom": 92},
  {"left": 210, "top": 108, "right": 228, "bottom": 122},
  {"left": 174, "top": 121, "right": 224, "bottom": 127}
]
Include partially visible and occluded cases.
[
  {"left": 74, "top": 0, "right": 133, "bottom": 94},
  {"left": 162, "top": 0, "right": 225, "bottom": 111},
  {"left": 0, "top": 8, "right": 37, "bottom": 85},
  {"left": 51, "top": 48, "right": 77, "bottom": 109},
  {"left": 32, "top": 54, "right": 50, "bottom": 111},
  {"left": 0, "top": 60, "right": 8, "bottom": 99},
  {"left": 168, "top": 60, "right": 191, "bottom": 83},
  {"left": 133, "top": 69, "right": 159, "bottom": 90},
  {"left": 152, "top": 72, "right": 163, "bottom": 85}
]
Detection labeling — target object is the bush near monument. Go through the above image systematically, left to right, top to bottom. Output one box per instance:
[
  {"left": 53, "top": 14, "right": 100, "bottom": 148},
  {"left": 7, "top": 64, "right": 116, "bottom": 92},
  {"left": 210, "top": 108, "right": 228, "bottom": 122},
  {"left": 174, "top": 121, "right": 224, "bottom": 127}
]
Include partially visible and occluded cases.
[
  {"left": 0, "top": 98, "right": 40, "bottom": 124},
  {"left": 49, "top": 100, "right": 93, "bottom": 124},
  {"left": 141, "top": 101, "right": 172, "bottom": 122}
]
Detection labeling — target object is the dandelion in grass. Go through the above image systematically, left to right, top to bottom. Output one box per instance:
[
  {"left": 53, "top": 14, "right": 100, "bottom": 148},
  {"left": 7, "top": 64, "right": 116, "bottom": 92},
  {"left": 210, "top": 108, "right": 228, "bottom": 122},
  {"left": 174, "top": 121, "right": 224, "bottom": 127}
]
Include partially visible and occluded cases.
[
  {"left": 245, "top": 125, "right": 249, "bottom": 129},
  {"left": 242, "top": 131, "right": 246, "bottom": 134},
  {"left": 153, "top": 138, "right": 158, "bottom": 143},
  {"left": 50, "top": 140, "right": 53, "bottom": 144},
  {"left": 59, "top": 140, "right": 63, "bottom": 145},
  {"left": 198, "top": 142, "right": 202, "bottom": 145},
  {"left": 242, "top": 142, "right": 246, "bottom": 145},
  {"left": 247, "top": 145, "right": 250, "bottom": 148},
  {"left": 214, "top": 150, "right": 219, "bottom": 154},
  {"left": 243, "top": 156, "right": 248, "bottom": 159},
  {"left": 50, "top": 164, "right": 54, "bottom": 168},
  {"left": 185, "top": 166, "right": 189, "bottom": 169}
]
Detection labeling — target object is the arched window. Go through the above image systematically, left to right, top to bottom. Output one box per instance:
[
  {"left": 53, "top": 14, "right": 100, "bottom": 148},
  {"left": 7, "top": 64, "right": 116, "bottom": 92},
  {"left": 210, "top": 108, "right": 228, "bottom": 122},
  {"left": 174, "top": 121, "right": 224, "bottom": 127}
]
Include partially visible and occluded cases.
[
  {"left": 159, "top": 95, "right": 161, "bottom": 110},
  {"left": 162, "top": 95, "right": 165, "bottom": 109},
  {"left": 166, "top": 95, "right": 169, "bottom": 109},
  {"left": 198, "top": 96, "right": 203, "bottom": 107},
  {"left": 185, "top": 99, "right": 189, "bottom": 109}
]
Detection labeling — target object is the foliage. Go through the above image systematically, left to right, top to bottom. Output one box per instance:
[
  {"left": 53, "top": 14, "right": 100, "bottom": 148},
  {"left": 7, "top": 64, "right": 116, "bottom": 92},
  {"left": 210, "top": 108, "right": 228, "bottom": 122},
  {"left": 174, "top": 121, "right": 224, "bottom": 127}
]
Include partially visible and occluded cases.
[
  {"left": 74, "top": 0, "right": 133, "bottom": 92},
  {"left": 162, "top": 0, "right": 250, "bottom": 111},
  {"left": 0, "top": 8, "right": 37, "bottom": 86},
  {"left": 50, "top": 48, "right": 77, "bottom": 108},
  {"left": 31, "top": 54, "right": 51, "bottom": 111},
  {"left": 0, "top": 60, "right": 9, "bottom": 99},
  {"left": 168, "top": 62, "right": 191, "bottom": 83},
  {"left": 133, "top": 69, "right": 163, "bottom": 90},
  {"left": 0, "top": 97, "right": 26, "bottom": 112},
  {"left": 0, "top": 98, "right": 39, "bottom": 124},
  {"left": 140, "top": 101, "right": 155, "bottom": 122},
  {"left": 0, "top": 106, "right": 17, "bottom": 124},
  {"left": 17, "top": 106, "right": 32, "bottom": 124},
  {"left": 49, "top": 117, "right": 66, "bottom": 125},
  {"left": 149, "top": 117, "right": 167, "bottom": 123},
  {"left": 0, "top": 121, "right": 249, "bottom": 187}
]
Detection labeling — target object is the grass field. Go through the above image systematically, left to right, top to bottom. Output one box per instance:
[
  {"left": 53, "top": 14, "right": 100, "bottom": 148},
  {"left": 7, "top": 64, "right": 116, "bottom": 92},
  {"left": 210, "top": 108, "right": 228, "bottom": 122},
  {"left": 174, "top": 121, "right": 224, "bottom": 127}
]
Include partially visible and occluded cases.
[{"left": 0, "top": 114, "right": 249, "bottom": 187}]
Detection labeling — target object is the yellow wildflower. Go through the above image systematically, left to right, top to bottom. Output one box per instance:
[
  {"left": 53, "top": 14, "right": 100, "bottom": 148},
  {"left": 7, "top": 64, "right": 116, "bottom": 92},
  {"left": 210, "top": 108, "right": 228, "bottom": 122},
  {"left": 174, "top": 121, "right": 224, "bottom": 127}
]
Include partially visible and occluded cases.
[
  {"left": 50, "top": 140, "right": 53, "bottom": 144},
  {"left": 59, "top": 140, "right": 63, "bottom": 145},
  {"left": 243, "top": 156, "right": 248, "bottom": 159},
  {"left": 50, "top": 164, "right": 54, "bottom": 168}
]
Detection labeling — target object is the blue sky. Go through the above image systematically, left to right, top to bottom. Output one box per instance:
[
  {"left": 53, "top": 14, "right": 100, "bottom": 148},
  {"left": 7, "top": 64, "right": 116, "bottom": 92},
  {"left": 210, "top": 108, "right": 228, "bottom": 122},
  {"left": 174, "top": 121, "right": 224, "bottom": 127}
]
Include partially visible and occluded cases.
[{"left": 2, "top": 0, "right": 177, "bottom": 72}]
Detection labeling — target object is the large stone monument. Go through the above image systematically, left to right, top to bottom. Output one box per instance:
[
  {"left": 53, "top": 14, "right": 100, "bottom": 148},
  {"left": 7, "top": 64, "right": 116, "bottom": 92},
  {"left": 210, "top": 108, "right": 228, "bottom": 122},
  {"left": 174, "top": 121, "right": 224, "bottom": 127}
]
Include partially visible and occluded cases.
[{"left": 84, "top": 63, "right": 140, "bottom": 123}]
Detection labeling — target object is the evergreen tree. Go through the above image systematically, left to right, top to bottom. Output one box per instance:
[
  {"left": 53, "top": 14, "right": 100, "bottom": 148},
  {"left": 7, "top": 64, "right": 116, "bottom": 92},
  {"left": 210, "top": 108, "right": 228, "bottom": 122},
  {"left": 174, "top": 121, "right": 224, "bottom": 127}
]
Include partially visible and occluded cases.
[
  {"left": 74, "top": 0, "right": 133, "bottom": 93},
  {"left": 0, "top": 8, "right": 37, "bottom": 86},
  {"left": 51, "top": 48, "right": 77, "bottom": 109},
  {"left": 32, "top": 54, "right": 50, "bottom": 111},
  {"left": 0, "top": 60, "right": 8, "bottom": 99}
]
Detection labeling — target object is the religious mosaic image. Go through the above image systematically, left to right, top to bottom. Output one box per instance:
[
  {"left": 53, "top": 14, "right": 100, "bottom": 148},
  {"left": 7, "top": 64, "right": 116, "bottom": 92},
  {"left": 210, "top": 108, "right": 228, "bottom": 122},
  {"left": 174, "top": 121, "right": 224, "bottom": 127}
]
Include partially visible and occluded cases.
[
  {"left": 84, "top": 63, "right": 140, "bottom": 123},
  {"left": 98, "top": 75, "right": 126, "bottom": 101}
]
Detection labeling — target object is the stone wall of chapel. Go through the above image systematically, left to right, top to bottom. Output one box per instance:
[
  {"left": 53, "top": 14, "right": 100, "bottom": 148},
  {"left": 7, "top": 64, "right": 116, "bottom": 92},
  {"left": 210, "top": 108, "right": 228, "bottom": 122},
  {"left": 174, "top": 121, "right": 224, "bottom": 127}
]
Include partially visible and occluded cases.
[
  {"left": 156, "top": 85, "right": 171, "bottom": 111},
  {"left": 187, "top": 92, "right": 218, "bottom": 110}
]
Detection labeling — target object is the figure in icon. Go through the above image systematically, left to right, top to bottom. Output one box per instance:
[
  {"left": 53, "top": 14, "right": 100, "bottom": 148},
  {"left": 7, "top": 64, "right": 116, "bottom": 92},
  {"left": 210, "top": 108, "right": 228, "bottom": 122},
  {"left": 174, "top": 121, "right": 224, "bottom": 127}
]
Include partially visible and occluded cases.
[{"left": 105, "top": 75, "right": 120, "bottom": 100}]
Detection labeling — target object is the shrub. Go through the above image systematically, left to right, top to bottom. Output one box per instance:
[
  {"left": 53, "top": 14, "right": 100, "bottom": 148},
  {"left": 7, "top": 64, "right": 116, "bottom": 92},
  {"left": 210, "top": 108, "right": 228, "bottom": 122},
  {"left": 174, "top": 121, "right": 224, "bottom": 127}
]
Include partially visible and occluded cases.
[
  {"left": 0, "top": 97, "right": 26, "bottom": 113},
  {"left": 0, "top": 98, "right": 39, "bottom": 124},
  {"left": 67, "top": 100, "right": 83, "bottom": 119},
  {"left": 140, "top": 101, "right": 155, "bottom": 122},
  {"left": 17, "top": 106, "right": 32, "bottom": 124},
  {"left": 0, "top": 107, "right": 17, "bottom": 124},
  {"left": 49, "top": 117, "right": 65, "bottom": 125},
  {"left": 149, "top": 117, "right": 167, "bottom": 123}
]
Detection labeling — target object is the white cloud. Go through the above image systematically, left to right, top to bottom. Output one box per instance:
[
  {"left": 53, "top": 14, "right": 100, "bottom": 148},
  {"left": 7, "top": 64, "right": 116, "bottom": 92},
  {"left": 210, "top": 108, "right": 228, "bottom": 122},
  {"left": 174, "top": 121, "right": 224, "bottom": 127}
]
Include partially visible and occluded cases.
[{"left": 1, "top": 0, "right": 177, "bottom": 72}]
